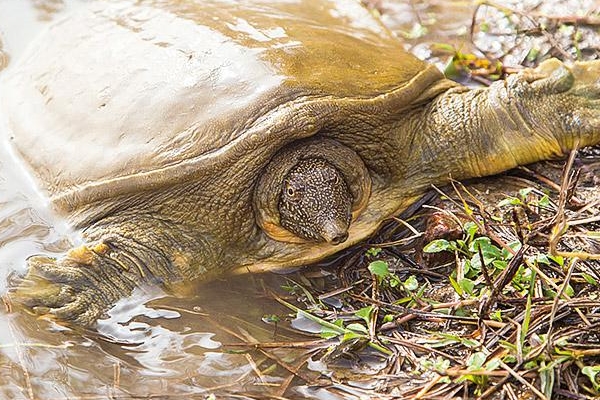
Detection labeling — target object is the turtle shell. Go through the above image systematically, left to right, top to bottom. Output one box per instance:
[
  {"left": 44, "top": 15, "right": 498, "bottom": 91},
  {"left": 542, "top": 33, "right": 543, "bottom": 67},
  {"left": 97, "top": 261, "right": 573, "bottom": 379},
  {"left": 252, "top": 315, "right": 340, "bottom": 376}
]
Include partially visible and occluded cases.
[{"left": 0, "top": 0, "right": 455, "bottom": 270}]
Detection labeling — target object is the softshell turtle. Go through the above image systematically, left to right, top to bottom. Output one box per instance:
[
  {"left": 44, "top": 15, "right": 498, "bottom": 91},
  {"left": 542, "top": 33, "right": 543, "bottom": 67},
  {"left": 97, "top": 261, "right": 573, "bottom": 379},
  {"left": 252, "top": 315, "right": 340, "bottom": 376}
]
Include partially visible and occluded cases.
[{"left": 2, "top": 0, "right": 599, "bottom": 326}]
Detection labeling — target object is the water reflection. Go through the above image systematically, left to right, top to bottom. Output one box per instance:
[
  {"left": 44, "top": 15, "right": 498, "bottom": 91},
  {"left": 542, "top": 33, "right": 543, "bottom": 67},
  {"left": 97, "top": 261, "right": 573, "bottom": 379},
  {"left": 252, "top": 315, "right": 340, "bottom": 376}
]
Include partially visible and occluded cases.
[
  {"left": 0, "top": 138, "right": 71, "bottom": 294},
  {"left": 1, "top": 275, "right": 312, "bottom": 397}
]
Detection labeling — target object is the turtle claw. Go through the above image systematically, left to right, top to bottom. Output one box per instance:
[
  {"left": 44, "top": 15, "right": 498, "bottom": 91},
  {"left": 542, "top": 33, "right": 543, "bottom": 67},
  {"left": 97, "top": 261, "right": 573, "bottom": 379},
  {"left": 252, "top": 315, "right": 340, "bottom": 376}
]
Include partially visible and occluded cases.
[{"left": 528, "top": 59, "right": 574, "bottom": 93}]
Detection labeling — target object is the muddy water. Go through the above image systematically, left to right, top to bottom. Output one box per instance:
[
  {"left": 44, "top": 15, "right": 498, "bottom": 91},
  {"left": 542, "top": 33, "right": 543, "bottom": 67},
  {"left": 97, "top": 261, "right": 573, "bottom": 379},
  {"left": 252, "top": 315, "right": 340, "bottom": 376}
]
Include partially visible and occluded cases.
[{"left": 0, "top": 0, "right": 595, "bottom": 399}]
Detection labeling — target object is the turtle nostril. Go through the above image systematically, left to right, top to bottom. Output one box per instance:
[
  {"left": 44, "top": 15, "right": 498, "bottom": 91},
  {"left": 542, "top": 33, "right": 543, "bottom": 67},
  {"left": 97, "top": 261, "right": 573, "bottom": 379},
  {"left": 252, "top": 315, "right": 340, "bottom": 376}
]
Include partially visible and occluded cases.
[
  {"left": 320, "top": 221, "right": 349, "bottom": 245},
  {"left": 331, "top": 232, "right": 348, "bottom": 245}
]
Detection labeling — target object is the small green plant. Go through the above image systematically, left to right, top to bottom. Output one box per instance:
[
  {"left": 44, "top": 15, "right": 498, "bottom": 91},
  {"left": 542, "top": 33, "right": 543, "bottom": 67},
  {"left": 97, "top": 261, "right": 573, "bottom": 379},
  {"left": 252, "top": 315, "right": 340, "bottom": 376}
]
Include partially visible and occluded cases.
[
  {"left": 497, "top": 187, "right": 551, "bottom": 209},
  {"left": 423, "top": 221, "right": 523, "bottom": 297},
  {"left": 366, "top": 247, "right": 382, "bottom": 257},
  {"left": 368, "top": 259, "right": 423, "bottom": 306},
  {"left": 368, "top": 260, "right": 400, "bottom": 288},
  {"left": 278, "top": 297, "right": 391, "bottom": 355},
  {"left": 456, "top": 352, "right": 490, "bottom": 388},
  {"left": 582, "top": 366, "right": 600, "bottom": 393}
]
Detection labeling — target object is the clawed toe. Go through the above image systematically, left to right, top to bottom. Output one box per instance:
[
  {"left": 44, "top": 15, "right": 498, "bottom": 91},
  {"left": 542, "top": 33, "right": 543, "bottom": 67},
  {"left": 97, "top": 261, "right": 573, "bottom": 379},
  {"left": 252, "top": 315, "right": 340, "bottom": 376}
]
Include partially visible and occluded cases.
[
  {"left": 27, "top": 256, "right": 86, "bottom": 284},
  {"left": 10, "top": 270, "right": 76, "bottom": 308},
  {"left": 10, "top": 278, "right": 97, "bottom": 326}
]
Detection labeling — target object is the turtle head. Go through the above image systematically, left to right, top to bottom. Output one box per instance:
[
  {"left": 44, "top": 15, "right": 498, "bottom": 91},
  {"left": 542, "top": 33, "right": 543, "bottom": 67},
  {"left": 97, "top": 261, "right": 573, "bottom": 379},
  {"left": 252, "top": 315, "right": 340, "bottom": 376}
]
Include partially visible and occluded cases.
[
  {"left": 254, "top": 138, "right": 371, "bottom": 246},
  {"left": 278, "top": 158, "right": 352, "bottom": 245}
]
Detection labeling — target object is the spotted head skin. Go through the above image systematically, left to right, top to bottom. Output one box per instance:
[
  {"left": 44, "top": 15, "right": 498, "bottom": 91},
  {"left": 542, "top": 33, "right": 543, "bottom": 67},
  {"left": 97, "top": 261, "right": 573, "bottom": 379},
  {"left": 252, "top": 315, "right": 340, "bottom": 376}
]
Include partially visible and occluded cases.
[{"left": 279, "top": 158, "right": 353, "bottom": 244}]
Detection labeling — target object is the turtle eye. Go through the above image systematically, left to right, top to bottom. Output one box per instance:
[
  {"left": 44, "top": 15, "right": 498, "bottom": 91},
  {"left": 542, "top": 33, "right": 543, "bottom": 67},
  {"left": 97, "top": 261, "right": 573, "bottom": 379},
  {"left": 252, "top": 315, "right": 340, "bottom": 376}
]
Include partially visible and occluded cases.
[{"left": 284, "top": 183, "right": 302, "bottom": 201}]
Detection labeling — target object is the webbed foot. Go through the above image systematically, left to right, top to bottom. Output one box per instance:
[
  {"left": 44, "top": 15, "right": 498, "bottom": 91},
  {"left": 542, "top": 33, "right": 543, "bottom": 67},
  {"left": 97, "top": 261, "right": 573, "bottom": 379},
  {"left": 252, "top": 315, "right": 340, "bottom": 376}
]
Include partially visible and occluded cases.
[
  {"left": 511, "top": 59, "right": 600, "bottom": 150},
  {"left": 9, "top": 245, "right": 136, "bottom": 327}
]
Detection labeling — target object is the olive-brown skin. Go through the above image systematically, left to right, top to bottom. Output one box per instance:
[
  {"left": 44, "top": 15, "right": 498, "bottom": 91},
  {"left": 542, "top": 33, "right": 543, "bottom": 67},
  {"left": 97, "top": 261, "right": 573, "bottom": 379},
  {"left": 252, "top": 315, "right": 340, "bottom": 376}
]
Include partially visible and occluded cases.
[{"left": 2, "top": 0, "right": 599, "bottom": 326}]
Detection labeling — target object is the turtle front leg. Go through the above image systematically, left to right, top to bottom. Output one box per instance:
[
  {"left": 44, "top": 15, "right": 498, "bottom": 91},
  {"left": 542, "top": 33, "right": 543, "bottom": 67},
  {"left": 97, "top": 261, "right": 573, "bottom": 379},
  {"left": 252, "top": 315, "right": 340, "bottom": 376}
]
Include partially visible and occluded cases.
[
  {"left": 8, "top": 216, "right": 195, "bottom": 327},
  {"left": 10, "top": 244, "right": 140, "bottom": 326}
]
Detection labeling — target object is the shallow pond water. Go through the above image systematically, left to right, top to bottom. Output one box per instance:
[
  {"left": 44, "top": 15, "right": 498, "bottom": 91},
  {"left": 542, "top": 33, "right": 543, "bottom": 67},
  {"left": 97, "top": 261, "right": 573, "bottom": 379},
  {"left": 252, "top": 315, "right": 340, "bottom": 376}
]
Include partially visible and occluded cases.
[{"left": 0, "top": 0, "right": 598, "bottom": 399}]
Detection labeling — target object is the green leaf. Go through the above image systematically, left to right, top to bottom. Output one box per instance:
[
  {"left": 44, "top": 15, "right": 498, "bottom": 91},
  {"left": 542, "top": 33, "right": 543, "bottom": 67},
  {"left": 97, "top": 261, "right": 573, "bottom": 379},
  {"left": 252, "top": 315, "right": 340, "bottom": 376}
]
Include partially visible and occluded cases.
[
  {"left": 399, "top": 23, "right": 428, "bottom": 39},
  {"left": 434, "top": 42, "right": 457, "bottom": 53},
  {"left": 526, "top": 47, "right": 540, "bottom": 63},
  {"left": 444, "top": 60, "right": 460, "bottom": 79},
  {"left": 518, "top": 188, "right": 534, "bottom": 198},
  {"left": 537, "top": 195, "right": 550, "bottom": 207},
  {"left": 498, "top": 197, "right": 522, "bottom": 207},
  {"left": 463, "top": 202, "right": 474, "bottom": 216},
  {"left": 464, "top": 221, "right": 479, "bottom": 241},
  {"left": 470, "top": 237, "right": 503, "bottom": 260},
  {"left": 423, "top": 239, "right": 452, "bottom": 253},
  {"left": 501, "top": 241, "right": 521, "bottom": 259},
  {"left": 366, "top": 247, "right": 382, "bottom": 257},
  {"left": 533, "top": 253, "right": 551, "bottom": 265},
  {"left": 549, "top": 255, "right": 565, "bottom": 267},
  {"left": 463, "top": 259, "right": 474, "bottom": 277},
  {"left": 492, "top": 259, "right": 508, "bottom": 270},
  {"left": 368, "top": 260, "right": 389, "bottom": 278},
  {"left": 582, "top": 273, "right": 598, "bottom": 285},
  {"left": 389, "top": 275, "right": 401, "bottom": 288},
  {"left": 404, "top": 275, "right": 419, "bottom": 291},
  {"left": 449, "top": 275, "right": 462, "bottom": 296},
  {"left": 459, "top": 278, "right": 475, "bottom": 296},
  {"left": 564, "top": 284, "right": 575, "bottom": 297},
  {"left": 521, "top": 295, "right": 533, "bottom": 346},
  {"left": 355, "top": 306, "right": 374, "bottom": 325},
  {"left": 491, "top": 309, "right": 503, "bottom": 322},
  {"left": 261, "top": 314, "right": 280, "bottom": 324},
  {"left": 320, "top": 318, "right": 345, "bottom": 339},
  {"left": 346, "top": 323, "right": 368, "bottom": 334},
  {"left": 320, "top": 328, "right": 342, "bottom": 339},
  {"left": 342, "top": 330, "right": 363, "bottom": 342},
  {"left": 462, "top": 338, "right": 482, "bottom": 348},
  {"left": 467, "top": 352, "right": 487, "bottom": 370},
  {"left": 503, "top": 354, "right": 517, "bottom": 364},
  {"left": 433, "top": 357, "right": 451, "bottom": 373},
  {"left": 485, "top": 358, "right": 501, "bottom": 371},
  {"left": 524, "top": 360, "right": 541, "bottom": 370},
  {"left": 539, "top": 361, "right": 555, "bottom": 398},
  {"left": 582, "top": 366, "right": 600, "bottom": 391}
]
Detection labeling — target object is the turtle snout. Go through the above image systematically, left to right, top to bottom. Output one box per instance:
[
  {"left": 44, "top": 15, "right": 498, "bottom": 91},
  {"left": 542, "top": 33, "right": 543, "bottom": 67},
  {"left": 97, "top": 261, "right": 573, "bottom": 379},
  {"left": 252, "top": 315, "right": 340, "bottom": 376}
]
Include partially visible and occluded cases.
[
  {"left": 320, "top": 221, "right": 350, "bottom": 245},
  {"left": 331, "top": 232, "right": 349, "bottom": 245}
]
